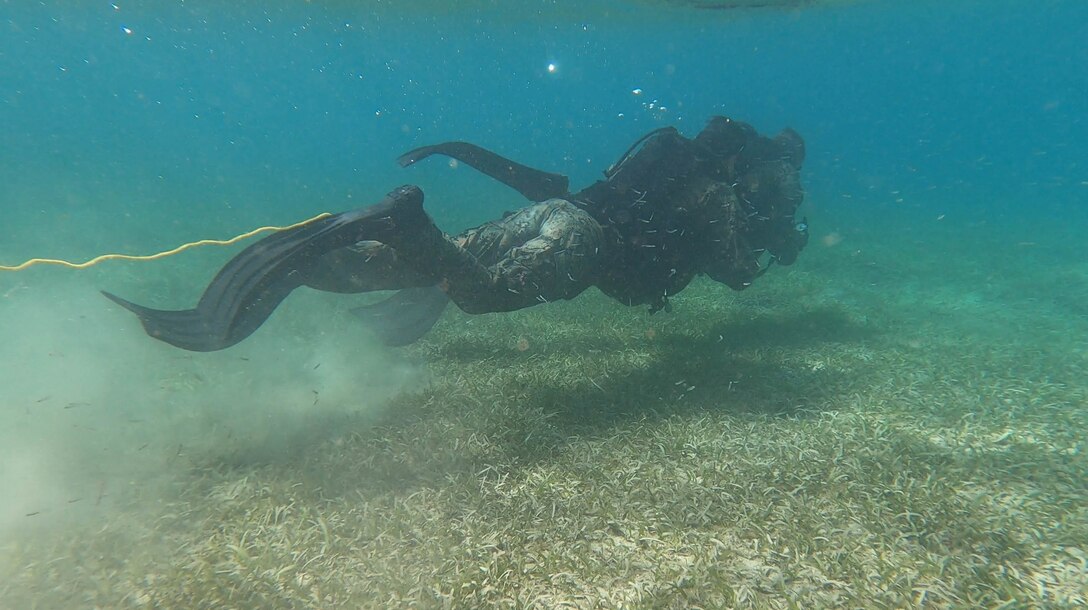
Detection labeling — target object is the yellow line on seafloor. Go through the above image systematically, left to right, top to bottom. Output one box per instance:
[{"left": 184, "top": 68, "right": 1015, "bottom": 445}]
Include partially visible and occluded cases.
[{"left": 0, "top": 212, "right": 333, "bottom": 272}]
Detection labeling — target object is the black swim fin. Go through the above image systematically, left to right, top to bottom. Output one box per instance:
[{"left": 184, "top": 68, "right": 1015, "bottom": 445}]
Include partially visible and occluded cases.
[
  {"left": 397, "top": 141, "right": 569, "bottom": 202},
  {"left": 103, "top": 185, "right": 426, "bottom": 352},
  {"left": 351, "top": 285, "right": 450, "bottom": 347}
]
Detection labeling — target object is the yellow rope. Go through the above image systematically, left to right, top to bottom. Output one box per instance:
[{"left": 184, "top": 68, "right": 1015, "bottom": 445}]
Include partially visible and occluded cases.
[{"left": 0, "top": 212, "right": 333, "bottom": 272}]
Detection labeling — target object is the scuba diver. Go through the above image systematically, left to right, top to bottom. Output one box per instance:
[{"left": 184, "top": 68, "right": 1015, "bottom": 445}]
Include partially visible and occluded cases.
[{"left": 103, "top": 115, "right": 810, "bottom": 351}]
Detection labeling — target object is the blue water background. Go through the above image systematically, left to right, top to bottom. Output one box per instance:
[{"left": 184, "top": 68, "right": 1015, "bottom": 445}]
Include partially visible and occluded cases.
[{"left": 1, "top": 0, "right": 1086, "bottom": 265}]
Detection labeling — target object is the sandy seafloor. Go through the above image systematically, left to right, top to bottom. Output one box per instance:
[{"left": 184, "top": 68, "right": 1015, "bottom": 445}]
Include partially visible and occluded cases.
[
  {"left": 1, "top": 0, "right": 1086, "bottom": 608},
  {"left": 1, "top": 200, "right": 1085, "bottom": 608}
]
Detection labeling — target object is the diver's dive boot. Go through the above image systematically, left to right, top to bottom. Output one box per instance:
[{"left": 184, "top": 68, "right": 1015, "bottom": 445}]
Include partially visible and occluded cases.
[{"left": 371, "top": 186, "right": 502, "bottom": 313}]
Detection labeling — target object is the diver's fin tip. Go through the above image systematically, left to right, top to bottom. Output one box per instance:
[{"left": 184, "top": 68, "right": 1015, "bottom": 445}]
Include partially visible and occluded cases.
[
  {"left": 396, "top": 146, "right": 430, "bottom": 168},
  {"left": 101, "top": 290, "right": 136, "bottom": 311}
]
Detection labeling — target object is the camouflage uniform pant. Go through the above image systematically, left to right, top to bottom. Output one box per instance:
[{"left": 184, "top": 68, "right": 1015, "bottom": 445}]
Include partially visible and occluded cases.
[
  {"left": 321, "top": 199, "right": 604, "bottom": 314},
  {"left": 447, "top": 199, "right": 604, "bottom": 312}
]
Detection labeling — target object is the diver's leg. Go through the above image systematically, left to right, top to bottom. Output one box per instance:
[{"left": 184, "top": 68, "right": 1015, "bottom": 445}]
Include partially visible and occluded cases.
[
  {"left": 103, "top": 186, "right": 428, "bottom": 351},
  {"left": 380, "top": 197, "right": 604, "bottom": 314},
  {"left": 322, "top": 199, "right": 605, "bottom": 343},
  {"left": 302, "top": 241, "right": 434, "bottom": 293},
  {"left": 304, "top": 241, "right": 450, "bottom": 346},
  {"left": 350, "top": 285, "right": 450, "bottom": 346}
]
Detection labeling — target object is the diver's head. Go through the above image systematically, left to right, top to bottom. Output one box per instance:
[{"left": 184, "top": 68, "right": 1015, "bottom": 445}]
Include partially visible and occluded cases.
[
  {"left": 700, "top": 124, "right": 809, "bottom": 287},
  {"left": 757, "top": 158, "right": 807, "bottom": 264},
  {"left": 702, "top": 215, "right": 809, "bottom": 289},
  {"left": 766, "top": 216, "right": 810, "bottom": 265}
]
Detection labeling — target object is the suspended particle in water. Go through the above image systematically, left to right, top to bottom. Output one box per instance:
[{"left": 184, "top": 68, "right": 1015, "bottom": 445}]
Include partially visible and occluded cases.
[{"left": 821, "top": 232, "right": 843, "bottom": 247}]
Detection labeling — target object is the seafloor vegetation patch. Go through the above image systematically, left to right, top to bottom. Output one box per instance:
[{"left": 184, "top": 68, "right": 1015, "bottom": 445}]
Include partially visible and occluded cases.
[{"left": 2, "top": 209, "right": 1085, "bottom": 609}]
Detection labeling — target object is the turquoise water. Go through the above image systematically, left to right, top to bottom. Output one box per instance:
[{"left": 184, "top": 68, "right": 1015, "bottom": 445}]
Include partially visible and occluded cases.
[
  {"left": 4, "top": 0, "right": 1084, "bottom": 251},
  {"left": 2, "top": 1, "right": 1087, "bottom": 607}
]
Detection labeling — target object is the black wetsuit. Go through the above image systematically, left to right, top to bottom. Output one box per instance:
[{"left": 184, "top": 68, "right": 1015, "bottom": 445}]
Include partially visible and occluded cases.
[
  {"left": 104, "top": 116, "right": 809, "bottom": 351},
  {"left": 570, "top": 117, "right": 806, "bottom": 310}
]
